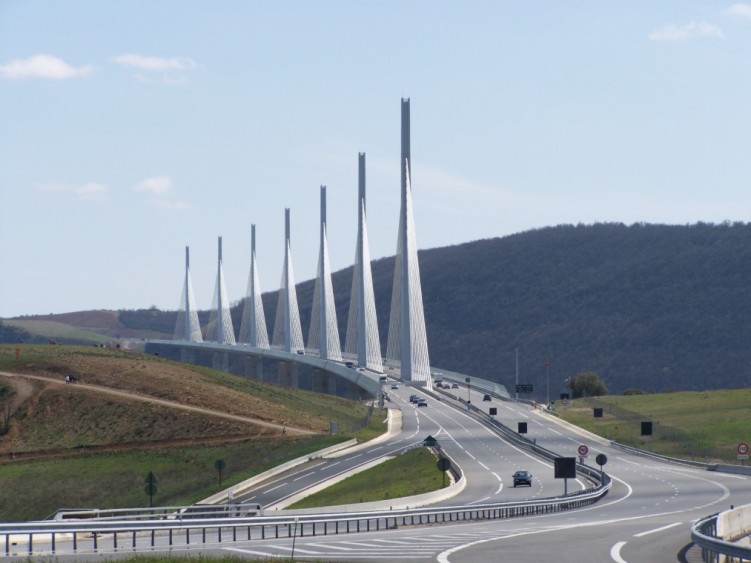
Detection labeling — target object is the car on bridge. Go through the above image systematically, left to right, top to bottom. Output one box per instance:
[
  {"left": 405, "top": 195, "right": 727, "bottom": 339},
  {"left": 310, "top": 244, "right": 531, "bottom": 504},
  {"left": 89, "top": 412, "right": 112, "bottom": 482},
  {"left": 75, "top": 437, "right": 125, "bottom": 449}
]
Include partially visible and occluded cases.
[
  {"left": 483, "top": 394, "right": 491, "bottom": 401},
  {"left": 417, "top": 398, "right": 428, "bottom": 407},
  {"left": 512, "top": 470, "right": 532, "bottom": 487}
]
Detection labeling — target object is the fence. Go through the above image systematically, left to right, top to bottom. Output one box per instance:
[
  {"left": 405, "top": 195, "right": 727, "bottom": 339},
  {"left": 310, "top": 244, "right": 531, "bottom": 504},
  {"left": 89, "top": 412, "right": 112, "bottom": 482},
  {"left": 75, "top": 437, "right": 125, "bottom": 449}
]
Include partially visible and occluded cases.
[{"left": 0, "top": 484, "right": 609, "bottom": 557}]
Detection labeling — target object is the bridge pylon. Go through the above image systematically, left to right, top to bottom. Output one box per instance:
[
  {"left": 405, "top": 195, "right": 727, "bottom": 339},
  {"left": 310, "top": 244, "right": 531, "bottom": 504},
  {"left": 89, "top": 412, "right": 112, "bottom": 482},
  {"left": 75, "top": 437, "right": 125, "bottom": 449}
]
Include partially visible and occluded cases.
[
  {"left": 386, "top": 98, "right": 431, "bottom": 388},
  {"left": 344, "top": 153, "right": 383, "bottom": 371},
  {"left": 308, "top": 186, "right": 343, "bottom": 360},
  {"left": 272, "top": 208, "right": 305, "bottom": 353},
  {"left": 239, "top": 225, "right": 270, "bottom": 348},
  {"left": 205, "top": 236, "right": 236, "bottom": 345},
  {"left": 173, "top": 246, "right": 203, "bottom": 342}
]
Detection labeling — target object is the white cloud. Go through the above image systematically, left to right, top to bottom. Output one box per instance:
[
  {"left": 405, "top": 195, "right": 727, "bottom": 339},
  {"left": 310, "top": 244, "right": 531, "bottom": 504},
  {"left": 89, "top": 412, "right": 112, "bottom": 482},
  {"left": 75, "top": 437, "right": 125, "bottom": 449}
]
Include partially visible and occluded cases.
[
  {"left": 724, "top": 3, "right": 751, "bottom": 20},
  {"left": 649, "top": 21, "right": 725, "bottom": 41},
  {"left": 0, "top": 54, "right": 92, "bottom": 80},
  {"left": 111, "top": 54, "right": 196, "bottom": 72},
  {"left": 134, "top": 175, "right": 188, "bottom": 209},
  {"left": 135, "top": 175, "right": 172, "bottom": 195},
  {"left": 39, "top": 182, "right": 108, "bottom": 201},
  {"left": 75, "top": 183, "right": 108, "bottom": 201},
  {"left": 146, "top": 199, "right": 189, "bottom": 210}
]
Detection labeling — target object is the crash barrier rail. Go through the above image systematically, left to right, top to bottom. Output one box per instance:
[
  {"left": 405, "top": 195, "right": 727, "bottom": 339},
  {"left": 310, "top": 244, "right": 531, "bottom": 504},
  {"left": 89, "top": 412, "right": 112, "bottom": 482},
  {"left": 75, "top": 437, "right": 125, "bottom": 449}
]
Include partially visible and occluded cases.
[
  {"left": 438, "top": 371, "right": 511, "bottom": 399},
  {"left": 447, "top": 392, "right": 609, "bottom": 490},
  {"left": 609, "top": 440, "right": 711, "bottom": 470},
  {"left": 0, "top": 482, "right": 610, "bottom": 556},
  {"left": 48, "top": 503, "right": 264, "bottom": 523},
  {"left": 691, "top": 511, "right": 751, "bottom": 563}
]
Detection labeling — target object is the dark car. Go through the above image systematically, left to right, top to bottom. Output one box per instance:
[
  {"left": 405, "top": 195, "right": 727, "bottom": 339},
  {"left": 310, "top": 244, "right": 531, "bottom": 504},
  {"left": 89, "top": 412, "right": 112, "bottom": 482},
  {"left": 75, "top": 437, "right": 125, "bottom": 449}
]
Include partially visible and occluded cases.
[
  {"left": 451, "top": 383, "right": 459, "bottom": 389},
  {"left": 409, "top": 394, "right": 419, "bottom": 403},
  {"left": 483, "top": 394, "right": 491, "bottom": 401},
  {"left": 513, "top": 470, "right": 532, "bottom": 487}
]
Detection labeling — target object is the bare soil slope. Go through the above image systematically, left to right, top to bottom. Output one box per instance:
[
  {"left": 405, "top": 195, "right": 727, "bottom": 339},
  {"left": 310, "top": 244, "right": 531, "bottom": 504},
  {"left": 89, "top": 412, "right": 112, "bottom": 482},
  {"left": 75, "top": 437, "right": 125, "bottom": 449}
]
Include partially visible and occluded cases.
[{"left": 0, "top": 345, "right": 367, "bottom": 458}]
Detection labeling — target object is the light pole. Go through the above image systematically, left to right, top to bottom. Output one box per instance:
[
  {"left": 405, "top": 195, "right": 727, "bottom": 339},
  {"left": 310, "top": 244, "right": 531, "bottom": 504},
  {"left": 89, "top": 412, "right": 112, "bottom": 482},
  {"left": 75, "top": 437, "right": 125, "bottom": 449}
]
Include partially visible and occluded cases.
[
  {"left": 545, "top": 361, "right": 551, "bottom": 407},
  {"left": 466, "top": 376, "right": 471, "bottom": 409}
]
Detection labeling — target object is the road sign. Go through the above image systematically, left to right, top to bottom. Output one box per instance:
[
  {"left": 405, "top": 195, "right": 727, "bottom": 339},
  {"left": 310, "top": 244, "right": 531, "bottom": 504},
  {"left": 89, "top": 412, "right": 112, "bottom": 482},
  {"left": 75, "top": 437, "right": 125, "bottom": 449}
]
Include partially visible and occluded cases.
[
  {"left": 516, "top": 384, "right": 533, "bottom": 393},
  {"left": 737, "top": 443, "right": 749, "bottom": 455},
  {"left": 577, "top": 444, "right": 589, "bottom": 457},
  {"left": 595, "top": 453, "right": 607, "bottom": 467}
]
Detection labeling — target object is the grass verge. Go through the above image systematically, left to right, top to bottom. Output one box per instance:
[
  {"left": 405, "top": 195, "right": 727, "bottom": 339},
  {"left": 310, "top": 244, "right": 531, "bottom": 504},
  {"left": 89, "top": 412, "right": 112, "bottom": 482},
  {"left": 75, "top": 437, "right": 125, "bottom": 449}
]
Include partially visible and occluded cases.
[
  {"left": 556, "top": 389, "right": 751, "bottom": 462},
  {"left": 288, "top": 447, "right": 447, "bottom": 509}
]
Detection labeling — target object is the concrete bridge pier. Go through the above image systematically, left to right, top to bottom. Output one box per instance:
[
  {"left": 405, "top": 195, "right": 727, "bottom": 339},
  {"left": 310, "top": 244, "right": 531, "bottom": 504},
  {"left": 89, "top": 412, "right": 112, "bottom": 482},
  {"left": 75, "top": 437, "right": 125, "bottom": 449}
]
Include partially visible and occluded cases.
[
  {"left": 180, "top": 348, "right": 196, "bottom": 364},
  {"left": 212, "top": 351, "right": 229, "bottom": 372},
  {"left": 243, "top": 355, "right": 264, "bottom": 381},
  {"left": 277, "top": 361, "right": 299, "bottom": 388},
  {"left": 312, "top": 369, "right": 337, "bottom": 395},
  {"left": 346, "top": 380, "right": 369, "bottom": 401}
]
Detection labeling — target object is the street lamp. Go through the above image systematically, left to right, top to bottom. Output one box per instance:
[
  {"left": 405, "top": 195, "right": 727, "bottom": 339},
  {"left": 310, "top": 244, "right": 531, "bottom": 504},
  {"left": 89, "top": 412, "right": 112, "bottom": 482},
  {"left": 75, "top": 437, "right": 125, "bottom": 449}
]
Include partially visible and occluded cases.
[{"left": 545, "top": 361, "right": 551, "bottom": 407}]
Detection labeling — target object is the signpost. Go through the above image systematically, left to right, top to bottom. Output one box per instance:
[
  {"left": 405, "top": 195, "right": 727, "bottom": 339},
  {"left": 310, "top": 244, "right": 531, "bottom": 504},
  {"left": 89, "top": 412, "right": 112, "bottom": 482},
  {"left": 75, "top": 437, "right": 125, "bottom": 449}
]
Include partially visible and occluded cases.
[
  {"left": 515, "top": 384, "right": 533, "bottom": 394},
  {"left": 738, "top": 443, "right": 749, "bottom": 464},
  {"left": 577, "top": 444, "right": 589, "bottom": 464},
  {"left": 595, "top": 453, "right": 608, "bottom": 480},
  {"left": 437, "top": 457, "right": 451, "bottom": 487}
]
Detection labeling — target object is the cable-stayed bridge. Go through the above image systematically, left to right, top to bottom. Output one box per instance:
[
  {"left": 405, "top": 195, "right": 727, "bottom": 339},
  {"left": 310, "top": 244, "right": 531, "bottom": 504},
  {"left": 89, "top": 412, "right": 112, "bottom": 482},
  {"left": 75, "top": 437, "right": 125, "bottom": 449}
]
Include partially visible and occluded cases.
[{"left": 149, "top": 99, "right": 434, "bottom": 399}]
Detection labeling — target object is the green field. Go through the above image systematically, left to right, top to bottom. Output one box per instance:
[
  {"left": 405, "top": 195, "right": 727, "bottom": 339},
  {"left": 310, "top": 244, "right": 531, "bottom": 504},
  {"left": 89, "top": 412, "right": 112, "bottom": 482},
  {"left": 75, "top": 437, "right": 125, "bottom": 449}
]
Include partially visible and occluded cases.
[
  {"left": 3, "top": 319, "right": 110, "bottom": 344},
  {"left": 557, "top": 390, "right": 751, "bottom": 462},
  {"left": 289, "top": 447, "right": 448, "bottom": 509}
]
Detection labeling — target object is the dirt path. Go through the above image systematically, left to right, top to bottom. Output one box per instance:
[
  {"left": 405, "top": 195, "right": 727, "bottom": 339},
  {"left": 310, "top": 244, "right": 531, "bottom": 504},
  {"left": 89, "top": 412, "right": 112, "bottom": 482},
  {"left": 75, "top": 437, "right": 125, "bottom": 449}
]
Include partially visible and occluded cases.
[{"left": 0, "top": 371, "right": 314, "bottom": 436}]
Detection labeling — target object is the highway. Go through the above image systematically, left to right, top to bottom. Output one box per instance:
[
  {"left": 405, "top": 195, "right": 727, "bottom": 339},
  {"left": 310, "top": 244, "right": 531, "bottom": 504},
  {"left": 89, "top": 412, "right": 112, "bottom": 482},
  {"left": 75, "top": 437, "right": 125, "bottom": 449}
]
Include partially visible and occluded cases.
[
  {"left": 5, "top": 378, "right": 747, "bottom": 561},
  {"left": 181, "top": 381, "right": 751, "bottom": 561}
]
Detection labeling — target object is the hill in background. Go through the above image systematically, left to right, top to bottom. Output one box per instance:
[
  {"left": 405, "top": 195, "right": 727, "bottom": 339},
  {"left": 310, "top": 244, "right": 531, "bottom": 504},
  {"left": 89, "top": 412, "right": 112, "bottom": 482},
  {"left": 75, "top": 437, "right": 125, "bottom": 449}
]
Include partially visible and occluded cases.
[{"left": 5, "top": 222, "right": 751, "bottom": 397}]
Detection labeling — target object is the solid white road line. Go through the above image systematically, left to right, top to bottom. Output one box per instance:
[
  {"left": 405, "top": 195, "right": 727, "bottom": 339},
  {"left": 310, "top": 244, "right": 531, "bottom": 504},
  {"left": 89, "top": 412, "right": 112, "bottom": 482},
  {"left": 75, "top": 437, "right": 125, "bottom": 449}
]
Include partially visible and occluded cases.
[
  {"left": 633, "top": 522, "right": 682, "bottom": 537},
  {"left": 610, "top": 541, "right": 628, "bottom": 563}
]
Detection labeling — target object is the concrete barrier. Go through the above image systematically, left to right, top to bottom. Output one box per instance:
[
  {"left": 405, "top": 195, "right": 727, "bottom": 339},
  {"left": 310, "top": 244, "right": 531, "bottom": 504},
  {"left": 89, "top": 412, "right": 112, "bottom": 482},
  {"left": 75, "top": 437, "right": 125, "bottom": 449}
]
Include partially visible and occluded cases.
[
  {"left": 200, "top": 408, "right": 399, "bottom": 505},
  {"left": 199, "top": 439, "right": 358, "bottom": 505}
]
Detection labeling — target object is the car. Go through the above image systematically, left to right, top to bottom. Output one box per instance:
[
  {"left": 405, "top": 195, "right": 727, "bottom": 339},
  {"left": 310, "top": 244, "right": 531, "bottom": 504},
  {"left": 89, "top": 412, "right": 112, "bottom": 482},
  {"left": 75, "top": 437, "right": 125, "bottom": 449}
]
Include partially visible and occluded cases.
[
  {"left": 345, "top": 361, "right": 354, "bottom": 368},
  {"left": 435, "top": 382, "right": 443, "bottom": 388},
  {"left": 391, "top": 383, "right": 399, "bottom": 390},
  {"left": 451, "top": 383, "right": 459, "bottom": 389},
  {"left": 409, "top": 394, "right": 419, "bottom": 403},
  {"left": 483, "top": 394, "right": 491, "bottom": 401},
  {"left": 417, "top": 399, "right": 428, "bottom": 407},
  {"left": 513, "top": 470, "right": 532, "bottom": 487}
]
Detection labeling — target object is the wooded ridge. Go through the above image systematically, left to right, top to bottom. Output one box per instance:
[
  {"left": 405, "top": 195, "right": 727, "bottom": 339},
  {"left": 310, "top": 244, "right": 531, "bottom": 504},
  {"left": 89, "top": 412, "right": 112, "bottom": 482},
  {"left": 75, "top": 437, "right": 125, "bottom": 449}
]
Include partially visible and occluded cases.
[{"left": 8, "top": 222, "right": 751, "bottom": 397}]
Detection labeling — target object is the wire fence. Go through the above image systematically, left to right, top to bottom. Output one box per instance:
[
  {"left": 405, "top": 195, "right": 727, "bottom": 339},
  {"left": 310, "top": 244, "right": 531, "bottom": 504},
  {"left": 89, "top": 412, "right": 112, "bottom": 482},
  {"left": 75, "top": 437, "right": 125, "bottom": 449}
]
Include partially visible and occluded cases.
[{"left": 581, "top": 398, "right": 727, "bottom": 462}]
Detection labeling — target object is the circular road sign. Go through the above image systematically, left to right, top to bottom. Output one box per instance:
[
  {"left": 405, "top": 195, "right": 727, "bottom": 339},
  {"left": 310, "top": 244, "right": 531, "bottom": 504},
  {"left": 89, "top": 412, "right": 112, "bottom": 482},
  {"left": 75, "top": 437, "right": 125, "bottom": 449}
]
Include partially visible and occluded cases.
[
  {"left": 738, "top": 443, "right": 749, "bottom": 455},
  {"left": 577, "top": 444, "right": 589, "bottom": 457},
  {"left": 595, "top": 453, "right": 608, "bottom": 467}
]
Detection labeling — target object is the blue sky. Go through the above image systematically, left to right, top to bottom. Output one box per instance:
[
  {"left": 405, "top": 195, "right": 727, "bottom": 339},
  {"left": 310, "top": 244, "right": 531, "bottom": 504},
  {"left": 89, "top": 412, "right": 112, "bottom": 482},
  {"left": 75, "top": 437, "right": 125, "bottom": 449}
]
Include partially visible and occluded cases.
[{"left": 2, "top": 1, "right": 751, "bottom": 318}]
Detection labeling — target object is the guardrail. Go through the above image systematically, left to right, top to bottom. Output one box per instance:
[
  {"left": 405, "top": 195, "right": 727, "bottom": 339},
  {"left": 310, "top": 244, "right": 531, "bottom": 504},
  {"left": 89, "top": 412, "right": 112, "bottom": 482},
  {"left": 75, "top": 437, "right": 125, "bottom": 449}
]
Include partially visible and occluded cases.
[
  {"left": 0, "top": 390, "right": 612, "bottom": 557},
  {"left": 0, "top": 484, "right": 610, "bottom": 557},
  {"left": 691, "top": 512, "right": 751, "bottom": 562}
]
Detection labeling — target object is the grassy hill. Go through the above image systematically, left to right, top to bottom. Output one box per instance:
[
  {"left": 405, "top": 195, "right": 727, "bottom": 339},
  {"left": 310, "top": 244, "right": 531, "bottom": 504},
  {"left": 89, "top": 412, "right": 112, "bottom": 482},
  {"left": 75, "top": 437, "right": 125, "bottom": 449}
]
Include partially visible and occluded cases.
[
  {"left": 6, "top": 222, "right": 751, "bottom": 396},
  {"left": 0, "top": 345, "right": 381, "bottom": 520}
]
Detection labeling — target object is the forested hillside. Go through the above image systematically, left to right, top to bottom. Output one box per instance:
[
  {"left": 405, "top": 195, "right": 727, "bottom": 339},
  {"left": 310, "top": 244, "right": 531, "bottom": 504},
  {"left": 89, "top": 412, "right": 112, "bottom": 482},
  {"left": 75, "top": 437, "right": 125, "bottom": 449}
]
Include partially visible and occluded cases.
[
  {"left": 9, "top": 222, "right": 751, "bottom": 397},
  {"left": 257, "top": 222, "right": 751, "bottom": 396}
]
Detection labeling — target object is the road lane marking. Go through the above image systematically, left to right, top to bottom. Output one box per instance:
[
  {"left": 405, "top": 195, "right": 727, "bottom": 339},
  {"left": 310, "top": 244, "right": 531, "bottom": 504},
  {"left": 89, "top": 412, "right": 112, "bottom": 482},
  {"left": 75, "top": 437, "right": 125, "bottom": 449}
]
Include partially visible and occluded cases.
[
  {"left": 478, "top": 461, "right": 489, "bottom": 470},
  {"left": 292, "top": 471, "right": 316, "bottom": 482},
  {"left": 265, "top": 482, "right": 288, "bottom": 493},
  {"left": 633, "top": 522, "right": 682, "bottom": 537},
  {"left": 610, "top": 541, "right": 628, "bottom": 563}
]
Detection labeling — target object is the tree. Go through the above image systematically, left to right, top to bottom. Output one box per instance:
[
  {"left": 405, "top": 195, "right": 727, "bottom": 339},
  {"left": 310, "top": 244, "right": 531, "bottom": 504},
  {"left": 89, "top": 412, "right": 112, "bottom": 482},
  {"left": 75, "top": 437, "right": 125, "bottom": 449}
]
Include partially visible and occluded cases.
[{"left": 568, "top": 372, "right": 608, "bottom": 398}]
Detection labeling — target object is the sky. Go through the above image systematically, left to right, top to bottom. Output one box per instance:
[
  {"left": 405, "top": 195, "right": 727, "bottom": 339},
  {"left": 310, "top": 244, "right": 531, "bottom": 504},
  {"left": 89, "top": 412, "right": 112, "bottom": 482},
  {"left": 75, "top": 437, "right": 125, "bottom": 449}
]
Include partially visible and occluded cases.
[{"left": 2, "top": 1, "right": 751, "bottom": 318}]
